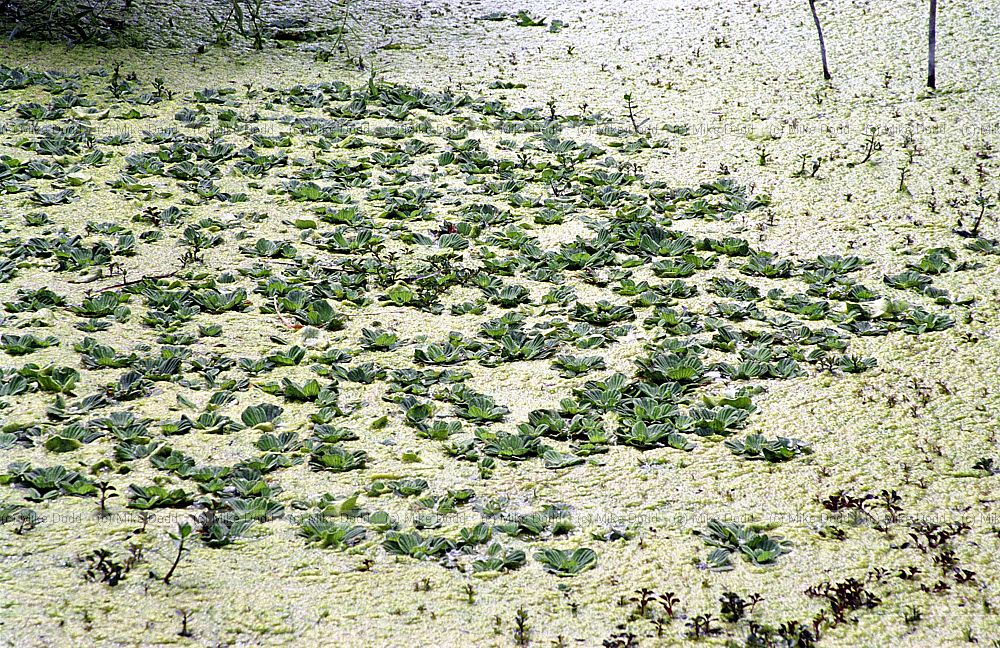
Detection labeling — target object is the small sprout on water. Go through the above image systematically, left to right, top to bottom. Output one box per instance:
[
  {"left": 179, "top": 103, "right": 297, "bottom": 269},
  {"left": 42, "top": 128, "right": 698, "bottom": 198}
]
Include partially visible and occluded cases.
[
  {"left": 163, "top": 521, "right": 192, "bottom": 585},
  {"left": 513, "top": 606, "right": 530, "bottom": 647}
]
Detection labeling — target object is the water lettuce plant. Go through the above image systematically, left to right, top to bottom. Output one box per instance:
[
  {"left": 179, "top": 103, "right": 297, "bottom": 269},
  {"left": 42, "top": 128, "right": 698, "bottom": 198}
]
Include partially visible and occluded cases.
[
  {"left": 696, "top": 520, "right": 790, "bottom": 570},
  {"left": 534, "top": 547, "right": 597, "bottom": 576}
]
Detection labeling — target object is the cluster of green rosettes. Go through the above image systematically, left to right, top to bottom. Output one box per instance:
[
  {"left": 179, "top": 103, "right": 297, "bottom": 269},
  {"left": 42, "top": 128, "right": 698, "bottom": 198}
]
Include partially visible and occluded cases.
[{"left": 0, "top": 59, "right": 978, "bottom": 598}]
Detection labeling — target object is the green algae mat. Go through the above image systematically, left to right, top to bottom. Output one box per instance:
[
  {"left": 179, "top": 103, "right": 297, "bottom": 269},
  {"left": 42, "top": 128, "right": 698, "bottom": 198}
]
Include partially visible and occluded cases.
[{"left": 2, "top": 1, "right": 1000, "bottom": 646}]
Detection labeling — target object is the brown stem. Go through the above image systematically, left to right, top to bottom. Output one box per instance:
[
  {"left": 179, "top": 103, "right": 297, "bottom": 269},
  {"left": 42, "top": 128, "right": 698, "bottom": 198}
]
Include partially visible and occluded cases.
[
  {"left": 808, "top": 0, "right": 832, "bottom": 81},
  {"left": 927, "top": 0, "right": 938, "bottom": 89},
  {"left": 85, "top": 270, "right": 178, "bottom": 295}
]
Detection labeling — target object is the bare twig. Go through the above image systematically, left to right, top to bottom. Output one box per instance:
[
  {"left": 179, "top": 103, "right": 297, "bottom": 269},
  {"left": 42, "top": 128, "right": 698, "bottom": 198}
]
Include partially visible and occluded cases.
[
  {"left": 85, "top": 270, "right": 179, "bottom": 296},
  {"left": 272, "top": 295, "right": 302, "bottom": 330}
]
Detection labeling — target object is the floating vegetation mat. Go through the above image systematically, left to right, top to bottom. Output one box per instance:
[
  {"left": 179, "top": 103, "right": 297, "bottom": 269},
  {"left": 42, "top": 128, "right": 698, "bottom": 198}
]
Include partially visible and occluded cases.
[{"left": 1, "top": 28, "right": 1000, "bottom": 644}]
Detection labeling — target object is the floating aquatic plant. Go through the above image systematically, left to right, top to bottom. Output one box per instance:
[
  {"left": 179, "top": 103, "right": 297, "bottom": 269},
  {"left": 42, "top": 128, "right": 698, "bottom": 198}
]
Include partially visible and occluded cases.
[{"left": 534, "top": 547, "right": 597, "bottom": 576}]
